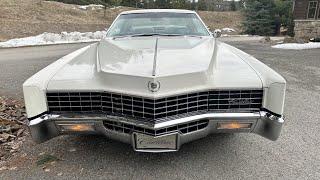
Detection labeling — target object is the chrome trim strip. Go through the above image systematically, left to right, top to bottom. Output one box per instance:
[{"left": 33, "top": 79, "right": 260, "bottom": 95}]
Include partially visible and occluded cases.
[
  {"left": 152, "top": 37, "right": 159, "bottom": 76},
  {"left": 30, "top": 112, "right": 261, "bottom": 129},
  {"left": 154, "top": 112, "right": 261, "bottom": 129},
  {"left": 29, "top": 114, "right": 60, "bottom": 126}
]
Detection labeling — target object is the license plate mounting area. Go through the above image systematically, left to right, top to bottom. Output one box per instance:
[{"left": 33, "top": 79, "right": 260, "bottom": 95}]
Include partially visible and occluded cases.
[{"left": 133, "top": 133, "right": 178, "bottom": 151}]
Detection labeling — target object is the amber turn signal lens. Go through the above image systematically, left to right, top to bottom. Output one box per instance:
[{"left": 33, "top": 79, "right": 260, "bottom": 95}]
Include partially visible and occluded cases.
[
  {"left": 217, "top": 122, "right": 252, "bottom": 130},
  {"left": 59, "top": 124, "right": 95, "bottom": 132}
]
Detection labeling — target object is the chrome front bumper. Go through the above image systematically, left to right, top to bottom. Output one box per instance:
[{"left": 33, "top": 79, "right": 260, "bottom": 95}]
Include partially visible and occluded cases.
[{"left": 28, "top": 111, "right": 284, "bottom": 152}]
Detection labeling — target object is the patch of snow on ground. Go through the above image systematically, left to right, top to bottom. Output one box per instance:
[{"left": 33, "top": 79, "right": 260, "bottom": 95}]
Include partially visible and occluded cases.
[
  {"left": 79, "top": 4, "right": 104, "bottom": 10},
  {"left": 110, "top": 6, "right": 122, "bottom": 10},
  {"left": 222, "top": 28, "right": 236, "bottom": 32},
  {"left": 0, "top": 31, "right": 107, "bottom": 48},
  {"left": 272, "top": 42, "right": 320, "bottom": 50}
]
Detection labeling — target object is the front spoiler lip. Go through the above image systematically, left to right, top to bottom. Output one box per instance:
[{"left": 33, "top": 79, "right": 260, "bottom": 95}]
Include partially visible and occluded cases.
[{"left": 28, "top": 111, "right": 284, "bottom": 152}]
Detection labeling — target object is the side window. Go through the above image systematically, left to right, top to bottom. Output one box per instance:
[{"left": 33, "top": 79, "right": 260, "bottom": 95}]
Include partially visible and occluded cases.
[{"left": 307, "top": 1, "right": 318, "bottom": 19}]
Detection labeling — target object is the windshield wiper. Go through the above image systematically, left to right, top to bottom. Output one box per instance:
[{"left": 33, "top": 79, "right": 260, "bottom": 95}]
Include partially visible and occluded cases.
[
  {"left": 113, "top": 33, "right": 202, "bottom": 39},
  {"left": 113, "top": 33, "right": 183, "bottom": 39},
  {"left": 130, "top": 33, "right": 184, "bottom": 37}
]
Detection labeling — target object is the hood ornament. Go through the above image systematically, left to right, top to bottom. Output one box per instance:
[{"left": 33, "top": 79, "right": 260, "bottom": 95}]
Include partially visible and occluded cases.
[{"left": 148, "top": 81, "right": 160, "bottom": 92}]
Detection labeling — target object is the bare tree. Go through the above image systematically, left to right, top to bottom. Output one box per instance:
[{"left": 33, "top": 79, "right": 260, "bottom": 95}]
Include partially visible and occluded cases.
[{"left": 101, "top": 0, "right": 109, "bottom": 18}]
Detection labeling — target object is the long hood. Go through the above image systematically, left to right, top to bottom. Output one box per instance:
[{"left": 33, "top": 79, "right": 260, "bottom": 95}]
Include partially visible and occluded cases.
[
  {"left": 47, "top": 37, "right": 262, "bottom": 97},
  {"left": 98, "top": 37, "right": 214, "bottom": 77}
]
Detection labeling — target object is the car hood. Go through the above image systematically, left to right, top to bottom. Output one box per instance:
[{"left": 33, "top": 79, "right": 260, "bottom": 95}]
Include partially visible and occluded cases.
[
  {"left": 47, "top": 37, "right": 262, "bottom": 97},
  {"left": 98, "top": 37, "right": 214, "bottom": 77}
]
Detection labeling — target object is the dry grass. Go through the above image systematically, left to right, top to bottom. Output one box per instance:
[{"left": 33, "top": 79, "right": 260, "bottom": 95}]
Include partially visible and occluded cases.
[
  {"left": 0, "top": 0, "right": 243, "bottom": 41},
  {"left": 197, "top": 11, "right": 243, "bottom": 32}
]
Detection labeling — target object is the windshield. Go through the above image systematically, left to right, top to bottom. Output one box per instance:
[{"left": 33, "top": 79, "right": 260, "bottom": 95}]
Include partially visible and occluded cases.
[{"left": 107, "top": 12, "right": 210, "bottom": 37}]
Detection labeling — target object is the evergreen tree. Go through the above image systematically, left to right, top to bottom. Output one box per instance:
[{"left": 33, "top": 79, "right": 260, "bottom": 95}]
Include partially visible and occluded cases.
[
  {"left": 120, "top": 0, "right": 135, "bottom": 7},
  {"left": 144, "top": 0, "right": 155, "bottom": 9},
  {"left": 154, "top": 0, "right": 170, "bottom": 8},
  {"left": 172, "top": 0, "right": 188, "bottom": 9},
  {"left": 191, "top": 0, "right": 196, "bottom": 10},
  {"left": 197, "top": 0, "right": 207, "bottom": 11},
  {"left": 230, "top": 0, "right": 236, "bottom": 11},
  {"left": 238, "top": 0, "right": 245, "bottom": 9},
  {"left": 242, "top": 0, "right": 277, "bottom": 36},
  {"left": 274, "top": 0, "right": 294, "bottom": 37},
  {"left": 286, "top": 11, "right": 294, "bottom": 37}
]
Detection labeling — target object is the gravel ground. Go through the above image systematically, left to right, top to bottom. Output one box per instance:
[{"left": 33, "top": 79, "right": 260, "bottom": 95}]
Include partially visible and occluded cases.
[{"left": 0, "top": 40, "right": 319, "bottom": 180}]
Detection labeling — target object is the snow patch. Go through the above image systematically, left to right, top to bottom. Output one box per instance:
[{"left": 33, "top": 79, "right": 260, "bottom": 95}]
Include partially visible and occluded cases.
[
  {"left": 79, "top": 4, "right": 104, "bottom": 10},
  {"left": 110, "top": 6, "right": 122, "bottom": 10},
  {"left": 222, "top": 28, "right": 236, "bottom": 32},
  {"left": 214, "top": 29, "right": 222, "bottom": 33},
  {"left": 0, "top": 31, "right": 107, "bottom": 48},
  {"left": 272, "top": 42, "right": 320, "bottom": 50}
]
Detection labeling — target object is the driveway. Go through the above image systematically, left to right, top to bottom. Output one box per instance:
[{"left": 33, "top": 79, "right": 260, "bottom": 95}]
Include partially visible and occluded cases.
[{"left": 0, "top": 40, "right": 319, "bottom": 180}]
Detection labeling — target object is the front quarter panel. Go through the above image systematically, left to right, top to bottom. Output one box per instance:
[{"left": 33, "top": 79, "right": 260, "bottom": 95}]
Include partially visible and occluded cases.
[
  {"left": 23, "top": 43, "right": 98, "bottom": 118},
  {"left": 225, "top": 43, "right": 286, "bottom": 115}
]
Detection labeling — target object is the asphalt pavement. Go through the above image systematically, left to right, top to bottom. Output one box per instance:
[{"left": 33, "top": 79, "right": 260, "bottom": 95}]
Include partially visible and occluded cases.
[
  {"left": 0, "top": 39, "right": 319, "bottom": 180},
  {"left": 0, "top": 43, "right": 91, "bottom": 97}
]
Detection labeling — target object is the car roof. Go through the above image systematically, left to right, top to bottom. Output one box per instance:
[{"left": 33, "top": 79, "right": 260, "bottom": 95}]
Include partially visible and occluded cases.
[{"left": 120, "top": 9, "right": 196, "bottom": 15}]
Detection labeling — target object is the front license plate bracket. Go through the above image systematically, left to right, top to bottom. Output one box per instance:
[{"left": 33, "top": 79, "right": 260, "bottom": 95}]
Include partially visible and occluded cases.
[{"left": 133, "top": 133, "right": 178, "bottom": 151}]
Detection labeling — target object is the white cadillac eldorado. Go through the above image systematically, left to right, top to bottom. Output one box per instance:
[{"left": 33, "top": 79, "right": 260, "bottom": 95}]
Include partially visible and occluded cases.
[{"left": 23, "top": 9, "right": 286, "bottom": 152}]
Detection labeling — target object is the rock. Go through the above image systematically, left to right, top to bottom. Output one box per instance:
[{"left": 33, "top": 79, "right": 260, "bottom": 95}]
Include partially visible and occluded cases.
[
  {"left": 260, "top": 36, "right": 271, "bottom": 43},
  {"left": 264, "top": 36, "right": 271, "bottom": 42},
  {"left": 68, "top": 148, "right": 76, "bottom": 152},
  {"left": 44, "top": 168, "right": 50, "bottom": 172}
]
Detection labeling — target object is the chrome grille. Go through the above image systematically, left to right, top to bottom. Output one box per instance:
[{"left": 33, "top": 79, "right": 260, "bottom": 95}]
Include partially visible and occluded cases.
[
  {"left": 47, "top": 90, "right": 263, "bottom": 120},
  {"left": 103, "top": 120, "right": 209, "bottom": 136}
]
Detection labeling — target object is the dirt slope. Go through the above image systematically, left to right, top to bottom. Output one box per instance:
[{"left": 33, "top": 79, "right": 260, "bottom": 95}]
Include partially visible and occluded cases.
[{"left": 0, "top": 0, "right": 243, "bottom": 41}]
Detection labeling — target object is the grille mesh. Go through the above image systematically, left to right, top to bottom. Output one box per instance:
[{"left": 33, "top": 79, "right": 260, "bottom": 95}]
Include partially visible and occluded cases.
[
  {"left": 47, "top": 90, "right": 263, "bottom": 120},
  {"left": 103, "top": 120, "right": 209, "bottom": 136}
]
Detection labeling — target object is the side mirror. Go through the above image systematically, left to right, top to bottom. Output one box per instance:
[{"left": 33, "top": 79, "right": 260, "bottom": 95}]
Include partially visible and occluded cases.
[{"left": 213, "top": 29, "right": 222, "bottom": 38}]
